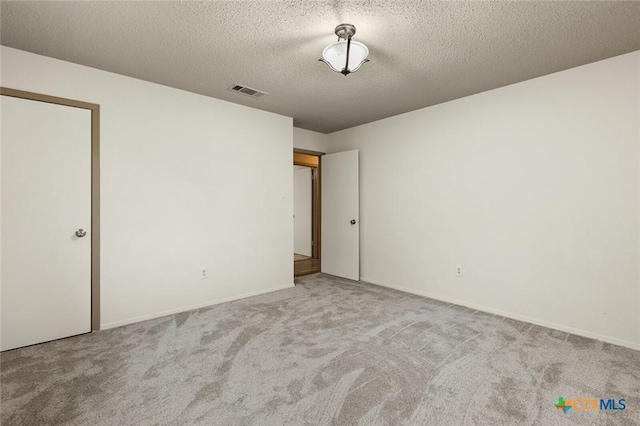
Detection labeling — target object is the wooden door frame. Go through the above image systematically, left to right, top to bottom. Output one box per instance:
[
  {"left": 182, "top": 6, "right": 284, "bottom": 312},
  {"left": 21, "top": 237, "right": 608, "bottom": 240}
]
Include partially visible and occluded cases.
[
  {"left": 1, "top": 87, "right": 101, "bottom": 331},
  {"left": 293, "top": 149, "right": 323, "bottom": 276}
]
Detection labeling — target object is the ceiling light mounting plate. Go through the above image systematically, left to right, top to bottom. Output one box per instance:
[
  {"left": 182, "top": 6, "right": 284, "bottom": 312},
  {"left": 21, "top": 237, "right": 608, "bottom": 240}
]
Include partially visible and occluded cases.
[{"left": 335, "top": 23, "right": 356, "bottom": 40}]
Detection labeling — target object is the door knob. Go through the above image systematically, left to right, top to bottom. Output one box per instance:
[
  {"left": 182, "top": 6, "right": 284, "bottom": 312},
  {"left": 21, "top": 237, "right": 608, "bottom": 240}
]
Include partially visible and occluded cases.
[
  {"left": 350, "top": 219, "right": 357, "bottom": 225},
  {"left": 75, "top": 229, "right": 87, "bottom": 238}
]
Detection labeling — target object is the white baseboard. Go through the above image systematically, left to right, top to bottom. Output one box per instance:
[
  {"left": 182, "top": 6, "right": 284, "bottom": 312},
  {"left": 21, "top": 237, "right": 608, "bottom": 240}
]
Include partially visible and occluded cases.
[
  {"left": 360, "top": 277, "right": 640, "bottom": 352},
  {"left": 100, "top": 283, "right": 295, "bottom": 330}
]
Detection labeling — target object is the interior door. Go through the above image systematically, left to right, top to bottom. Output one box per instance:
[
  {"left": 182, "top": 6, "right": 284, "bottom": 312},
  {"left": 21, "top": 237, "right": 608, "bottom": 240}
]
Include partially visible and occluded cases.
[
  {"left": 1, "top": 95, "right": 92, "bottom": 351},
  {"left": 321, "top": 150, "right": 359, "bottom": 280}
]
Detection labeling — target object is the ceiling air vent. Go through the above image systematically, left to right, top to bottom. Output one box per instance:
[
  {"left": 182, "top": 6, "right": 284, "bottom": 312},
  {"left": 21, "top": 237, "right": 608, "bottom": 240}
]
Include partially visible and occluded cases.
[{"left": 228, "top": 84, "right": 268, "bottom": 99}]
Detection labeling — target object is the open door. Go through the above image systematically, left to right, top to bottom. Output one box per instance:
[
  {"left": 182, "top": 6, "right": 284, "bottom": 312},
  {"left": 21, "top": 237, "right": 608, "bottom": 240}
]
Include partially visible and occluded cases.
[{"left": 321, "top": 150, "right": 359, "bottom": 280}]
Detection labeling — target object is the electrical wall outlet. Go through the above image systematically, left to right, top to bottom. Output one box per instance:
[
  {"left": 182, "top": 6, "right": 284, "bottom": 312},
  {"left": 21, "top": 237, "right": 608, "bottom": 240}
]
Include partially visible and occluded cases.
[
  {"left": 455, "top": 265, "right": 463, "bottom": 277},
  {"left": 201, "top": 268, "right": 208, "bottom": 280}
]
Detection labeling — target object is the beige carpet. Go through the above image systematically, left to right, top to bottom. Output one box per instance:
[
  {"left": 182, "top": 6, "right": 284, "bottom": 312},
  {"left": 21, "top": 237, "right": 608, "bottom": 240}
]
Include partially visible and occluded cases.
[{"left": 1, "top": 274, "right": 639, "bottom": 425}]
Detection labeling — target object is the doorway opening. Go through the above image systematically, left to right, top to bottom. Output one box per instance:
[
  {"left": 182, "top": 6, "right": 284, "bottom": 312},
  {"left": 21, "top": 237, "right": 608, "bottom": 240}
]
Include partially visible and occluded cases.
[{"left": 293, "top": 150, "right": 322, "bottom": 276}]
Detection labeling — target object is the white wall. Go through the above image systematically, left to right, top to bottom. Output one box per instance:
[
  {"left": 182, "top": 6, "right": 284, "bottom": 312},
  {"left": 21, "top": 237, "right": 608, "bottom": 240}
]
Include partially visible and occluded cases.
[
  {"left": 1, "top": 46, "right": 294, "bottom": 329},
  {"left": 327, "top": 51, "right": 640, "bottom": 350},
  {"left": 293, "top": 127, "right": 329, "bottom": 153},
  {"left": 293, "top": 166, "right": 312, "bottom": 256}
]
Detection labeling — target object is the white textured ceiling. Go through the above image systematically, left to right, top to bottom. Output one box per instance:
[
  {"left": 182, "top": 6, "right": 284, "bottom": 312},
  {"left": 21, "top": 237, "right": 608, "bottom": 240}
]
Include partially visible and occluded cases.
[{"left": 2, "top": 1, "right": 639, "bottom": 133}]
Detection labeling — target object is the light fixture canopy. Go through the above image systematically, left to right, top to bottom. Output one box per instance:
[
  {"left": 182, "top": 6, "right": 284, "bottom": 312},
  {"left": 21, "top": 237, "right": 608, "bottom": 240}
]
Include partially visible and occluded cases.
[{"left": 320, "top": 23, "right": 369, "bottom": 76}]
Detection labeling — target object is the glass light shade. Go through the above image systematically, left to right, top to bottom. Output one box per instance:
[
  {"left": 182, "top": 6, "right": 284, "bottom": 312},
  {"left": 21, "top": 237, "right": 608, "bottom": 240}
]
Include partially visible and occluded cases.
[{"left": 321, "top": 40, "right": 369, "bottom": 73}]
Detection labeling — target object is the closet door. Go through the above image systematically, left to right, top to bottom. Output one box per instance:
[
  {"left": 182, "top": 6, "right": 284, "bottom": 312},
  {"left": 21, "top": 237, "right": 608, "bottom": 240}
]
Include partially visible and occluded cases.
[{"left": 1, "top": 95, "right": 92, "bottom": 351}]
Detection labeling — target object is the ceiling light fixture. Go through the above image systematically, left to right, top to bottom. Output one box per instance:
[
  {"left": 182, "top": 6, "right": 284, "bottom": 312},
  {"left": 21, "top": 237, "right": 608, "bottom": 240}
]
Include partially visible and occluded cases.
[{"left": 319, "top": 23, "right": 369, "bottom": 76}]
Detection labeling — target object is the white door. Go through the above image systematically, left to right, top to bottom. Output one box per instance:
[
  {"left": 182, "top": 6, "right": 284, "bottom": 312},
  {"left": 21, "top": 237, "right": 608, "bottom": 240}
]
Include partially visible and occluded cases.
[
  {"left": 1, "top": 95, "right": 92, "bottom": 351},
  {"left": 321, "top": 150, "right": 359, "bottom": 280},
  {"left": 293, "top": 166, "right": 313, "bottom": 257}
]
